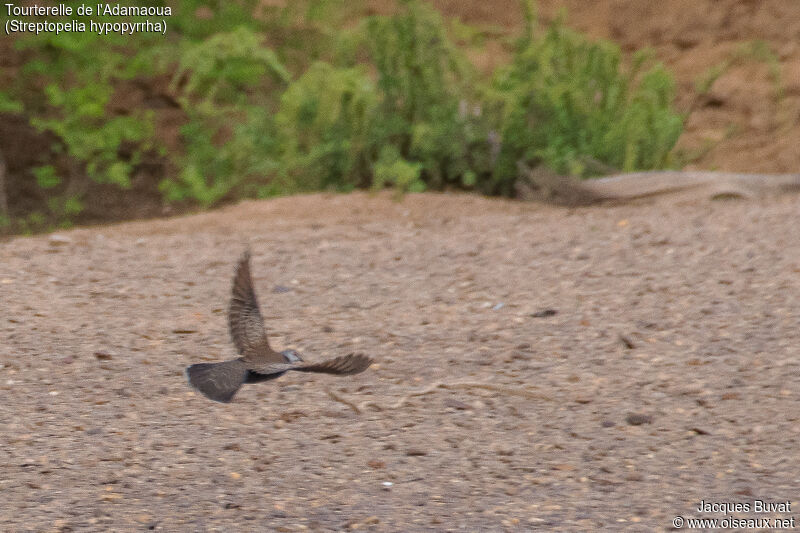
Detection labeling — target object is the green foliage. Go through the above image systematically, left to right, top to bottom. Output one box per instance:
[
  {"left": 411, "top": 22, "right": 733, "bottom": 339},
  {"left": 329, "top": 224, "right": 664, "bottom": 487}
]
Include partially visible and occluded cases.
[
  {"left": 2, "top": 0, "right": 686, "bottom": 232},
  {"left": 168, "top": 0, "right": 262, "bottom": 40},
  {"left": 365, "top": 0, "right": 493, "bottom": 189},
  {"left": 520, "top": 0, "right": 538, "bottom": 45},
  {"left": 366, "top": 1, "right": 467, "bottom": 129},
  {"left": 9, "top": 5, "right": 163, "bottom": 225},
  {"left": 159, "top": 5, "right": 372, "bottom": 206},
  {"left": 13, "top": 6, "right": 162, "bottom": 83},
  {"left": 492, "top": 17, "right": 683, "bottom": 193},
  {"left": 159, "top": 23, "right": 292, "bottom": 206},
  {"left": 171, "top": 26, "right": 290, "bottom": 105},
  {"left": 275, "top": 62, "right": 378, "bottom": 191},
  {"left": 32, "top": 83, "right": 154, "bottom": 188},
  {"left": 0, "top": 91, "right": 23, "bottom": 113},
  {"left": 160, "top": 107, "right": 279, "bottom": 206},
  {"left": 372, "top": 145, "right": 425, "bottom": 195},
  {"left": 32, "top": 166, "right": 61, "bottom": 189},
  {"left": 47, "top": 194, "right": 83, "bottom": 221},
  {"left": 12, "top": 211, "right": 47, "bottom": 235}
]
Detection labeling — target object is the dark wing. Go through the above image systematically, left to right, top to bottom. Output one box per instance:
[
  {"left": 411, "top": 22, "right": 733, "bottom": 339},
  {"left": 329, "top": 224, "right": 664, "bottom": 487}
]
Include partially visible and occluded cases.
[
  {"left": 228, "top": 249, "right": 283, "bottom": 363},
  {"left": 292, "top": 353, "right": 373, "bottom": 376},
  {"left": 246, "top": 354, "right": 372, "bottom": 376},
  {"left": 246, "top": 361, "right": 299, "bottom": 375}
]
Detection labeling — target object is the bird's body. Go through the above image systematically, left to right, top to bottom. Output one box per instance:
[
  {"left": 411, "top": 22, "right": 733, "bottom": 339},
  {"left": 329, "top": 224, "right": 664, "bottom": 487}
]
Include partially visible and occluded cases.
[{"left": 185, "top": 250, "right": 372, "bottom": 402}]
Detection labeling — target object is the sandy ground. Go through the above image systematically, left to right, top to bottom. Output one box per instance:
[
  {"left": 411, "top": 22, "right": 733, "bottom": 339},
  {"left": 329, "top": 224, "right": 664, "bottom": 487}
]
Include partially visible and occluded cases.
[{"left": 2, "top": 191, "right": 800, "bottom": 531}]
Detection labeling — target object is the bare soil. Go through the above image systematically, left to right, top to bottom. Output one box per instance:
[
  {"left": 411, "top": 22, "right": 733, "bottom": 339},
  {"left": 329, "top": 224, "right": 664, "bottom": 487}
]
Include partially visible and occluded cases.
[{"left": 2, "top": 191, "right": 800, "bottom": 531}]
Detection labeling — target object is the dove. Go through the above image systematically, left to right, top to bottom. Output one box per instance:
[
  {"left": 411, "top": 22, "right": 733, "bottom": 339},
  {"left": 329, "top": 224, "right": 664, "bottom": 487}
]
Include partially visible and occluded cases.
[{"left": 186, "top": 250, "right": 372, "bottom": 402}]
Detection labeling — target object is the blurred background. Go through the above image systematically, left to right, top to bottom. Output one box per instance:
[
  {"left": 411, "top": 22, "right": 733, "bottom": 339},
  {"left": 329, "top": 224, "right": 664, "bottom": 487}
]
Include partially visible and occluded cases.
[{"left": 1, "top": 0, "right": 798, "bottom": 233}]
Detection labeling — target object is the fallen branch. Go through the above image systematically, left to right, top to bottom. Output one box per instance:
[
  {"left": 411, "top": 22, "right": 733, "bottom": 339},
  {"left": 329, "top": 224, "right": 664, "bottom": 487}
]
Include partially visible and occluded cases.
[
  {"left": 516, "top": 164, "right": 800, "bottom": 206},
  {"left": 326, "top": 387, "right": 364, "bottom": 414}
]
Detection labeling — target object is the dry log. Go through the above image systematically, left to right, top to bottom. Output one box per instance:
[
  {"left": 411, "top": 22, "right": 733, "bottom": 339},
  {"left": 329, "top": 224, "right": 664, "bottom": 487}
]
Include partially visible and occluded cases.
[{"left": 516, "top": 164, "right": 800, "bottom": 206}]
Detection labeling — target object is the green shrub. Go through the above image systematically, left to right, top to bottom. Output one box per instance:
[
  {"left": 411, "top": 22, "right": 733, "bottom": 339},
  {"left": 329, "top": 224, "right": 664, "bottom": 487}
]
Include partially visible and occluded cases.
[
  {"left": 1, "top": 0, "right": 687, "bottom": 232},
  {"left": 168, "top": 0, "right": 264, "bottom": 41},
  {"left": 365, "top": 0, "right": 494, "bottom": 190},
  {"left": 6, "top": 2, "right": 280, "bottom": 226},
  {"left": 10, "top": 10, "right": 162, "bottom": 226},
  {"left": 491, "top": 13, "right": 683, "bottom": 193},
  {"left": 159, "top": 26, "right": 290, "bottom": 206},
  {"left": 170, "top": 26, "right": 290, "bottom": 105},
  {"left": 274, "top": 62, "right": 378, "bottom": 192},
  {"left": 32, "top": 83, "right": 155, "bottom": 188},
  {"left": 0, "top": 91, "right": 22, "bottom": 113},
  {"left": 159, "top": 107, "right": 280, "bottom": 206},
  {"left": 372, "top": 145, "right": 425, "bottom": 195},
  {"left": 32, "top": 165, "right": 61, "bottom": 189}
]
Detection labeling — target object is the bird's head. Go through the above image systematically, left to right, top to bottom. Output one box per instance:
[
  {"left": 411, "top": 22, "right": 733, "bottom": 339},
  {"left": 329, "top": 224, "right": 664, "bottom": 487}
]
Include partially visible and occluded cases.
[{"left": 281, "top": 349, "right": 303, "bottom": 363}]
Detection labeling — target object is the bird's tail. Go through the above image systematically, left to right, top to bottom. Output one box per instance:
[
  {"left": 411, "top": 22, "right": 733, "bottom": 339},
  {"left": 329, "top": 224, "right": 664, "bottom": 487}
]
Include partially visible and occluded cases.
[{"left": 185, "top": 359, "right": 249, "bottom": 403}]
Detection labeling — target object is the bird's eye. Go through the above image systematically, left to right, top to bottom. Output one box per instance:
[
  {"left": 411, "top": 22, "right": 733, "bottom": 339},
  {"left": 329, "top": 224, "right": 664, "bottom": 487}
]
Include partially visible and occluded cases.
[{"left": 283, "top": 350, "right": 302, "bottom": 363}]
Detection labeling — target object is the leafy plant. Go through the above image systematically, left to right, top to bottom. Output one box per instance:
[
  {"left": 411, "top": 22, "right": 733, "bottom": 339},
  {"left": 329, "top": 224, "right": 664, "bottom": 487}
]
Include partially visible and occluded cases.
[
  {"left": 1, "top": 0, "right": 688, "bottom": 232},
  {"left": 365, "top": 0, "right": 495, "bottom": 190},
  {"left": 10, "top": 9, "right": 162, "bottom": 225},
  {"left": 491, "top": 12, "right": 683, "bottom": 193},
  {"left": 159, "top": 25, "right": 291, "bottom": 206},
  {"left": 170, "top": 26, "right": 290, "bottom": 105},
  {"left": 274, "top": 62, "right": 378, "bottom": 192},
  {"left": 32, "top": 84, "right": 155, "bottom": 188},
  {"left": 0, "top": 91, "right": 23, "bottom": 113},
  {"left": 160, "top": 107, "right": 279, "bottom": 206},
  {"left": 372, "top": 145, "right": 425, "bottom": 196},
  {"left": 32, "top": 165, "right": 61, "bottom": 189}
]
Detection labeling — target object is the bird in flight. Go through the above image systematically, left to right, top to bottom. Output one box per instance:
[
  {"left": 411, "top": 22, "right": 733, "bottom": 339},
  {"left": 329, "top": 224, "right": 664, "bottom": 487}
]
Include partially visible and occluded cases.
[{"left": 186, "top": 249, "right": 372, "bottom": 402}]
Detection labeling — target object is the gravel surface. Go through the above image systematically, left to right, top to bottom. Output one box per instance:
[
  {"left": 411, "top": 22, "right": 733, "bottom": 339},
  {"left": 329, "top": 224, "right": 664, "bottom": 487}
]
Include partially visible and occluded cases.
[{"left": 2, "top": 192, "right": 799, "bottom": 531}]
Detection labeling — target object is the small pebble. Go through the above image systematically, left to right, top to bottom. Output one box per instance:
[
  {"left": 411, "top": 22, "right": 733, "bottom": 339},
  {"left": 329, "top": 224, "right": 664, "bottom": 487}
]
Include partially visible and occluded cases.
[
  {"left": 619, "top": 335, "right": 636, "bottom": 349},
  {"left": 444, "top": 398, "right": 469, "bottom": 410},
  {"left": 625, "top": 413, "right": 653, "bottom": 426}
]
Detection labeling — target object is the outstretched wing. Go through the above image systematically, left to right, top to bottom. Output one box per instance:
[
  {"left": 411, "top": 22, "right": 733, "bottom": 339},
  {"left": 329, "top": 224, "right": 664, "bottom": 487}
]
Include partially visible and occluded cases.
[
  {"left": 228, "top": 249, "right": 283, "bottom": 363},
  {"left": 247, "top": 353, "right": 373, "bottom": 378},
  {"left": 293, "top": 353, "right": 373, "bottom": 376}
]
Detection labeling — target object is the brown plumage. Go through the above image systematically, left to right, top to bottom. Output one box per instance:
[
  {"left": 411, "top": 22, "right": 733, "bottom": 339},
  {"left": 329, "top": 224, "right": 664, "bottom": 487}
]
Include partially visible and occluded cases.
[{"left": 186, "top": 249, "right": 372, "bottom": 403}]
